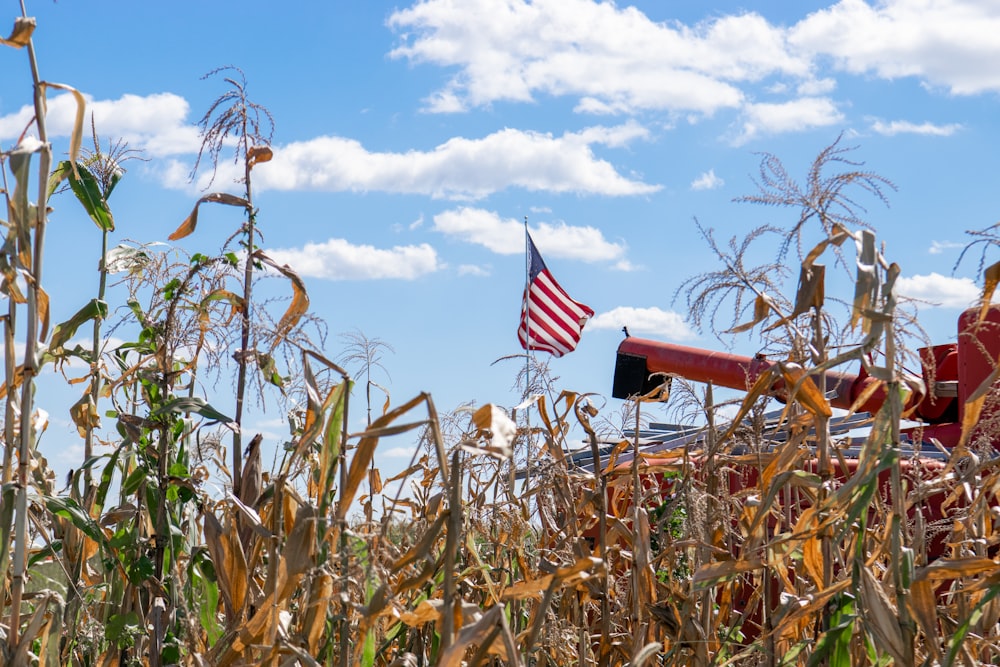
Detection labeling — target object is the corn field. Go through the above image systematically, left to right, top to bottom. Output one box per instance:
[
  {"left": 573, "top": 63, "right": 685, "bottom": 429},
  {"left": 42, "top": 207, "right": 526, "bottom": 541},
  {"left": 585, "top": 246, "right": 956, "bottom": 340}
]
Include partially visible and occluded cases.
[{"left": 4, "top": 6, "right": 1000, "bottom": 667}]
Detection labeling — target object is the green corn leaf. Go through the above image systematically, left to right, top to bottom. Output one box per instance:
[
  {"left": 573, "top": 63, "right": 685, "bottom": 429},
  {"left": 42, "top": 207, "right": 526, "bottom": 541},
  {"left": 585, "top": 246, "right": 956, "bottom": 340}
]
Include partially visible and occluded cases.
[
  {"left": 59, "top": 160, "right": 115, "bottom": 231},
  {"left": 49, "top": 298, "right": 108, "bottom": 352},
  {"left": 151, "top": 396, "right": 233, "bottom": 423},
  {"left": 121, "top": 465, "right": 150, "bottom": 497},
  {"left": 44, "top": 495, "right": 106, "bottom": 546},
  {"left": 808, "top": 593, "right": 856, "bottom": 667}
]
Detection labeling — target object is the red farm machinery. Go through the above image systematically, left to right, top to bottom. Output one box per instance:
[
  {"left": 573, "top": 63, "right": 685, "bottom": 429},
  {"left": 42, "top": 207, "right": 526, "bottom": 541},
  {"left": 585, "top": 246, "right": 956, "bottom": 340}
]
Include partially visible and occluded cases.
[{"left": 572, "top": 304, "right": 1000, "bottom": 651}]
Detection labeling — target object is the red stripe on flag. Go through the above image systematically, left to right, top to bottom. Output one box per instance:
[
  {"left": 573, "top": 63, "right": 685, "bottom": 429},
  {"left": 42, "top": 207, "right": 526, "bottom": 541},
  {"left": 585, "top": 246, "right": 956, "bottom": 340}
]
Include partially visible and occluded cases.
[{"left": 520, "top": 265, "right": 593, "bottom": 358}]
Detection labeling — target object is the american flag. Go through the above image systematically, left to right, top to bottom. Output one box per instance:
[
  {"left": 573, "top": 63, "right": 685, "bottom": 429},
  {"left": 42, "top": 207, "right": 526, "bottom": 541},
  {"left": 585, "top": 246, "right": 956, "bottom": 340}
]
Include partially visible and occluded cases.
[{"left": 518, "top": 233, "right": 594, "bottom": 357}]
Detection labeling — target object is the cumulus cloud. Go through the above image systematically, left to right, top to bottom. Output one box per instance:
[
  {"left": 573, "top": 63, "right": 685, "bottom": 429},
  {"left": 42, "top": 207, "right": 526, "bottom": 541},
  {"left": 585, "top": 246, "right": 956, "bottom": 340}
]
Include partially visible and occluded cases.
[
  {"left": 387, "top": 0, "right": 1000, "bottom": 144},
  {"left": 388, "top": 0, "right": 806, "bottom": 115},
  {"left": 790, "top": 0, "right": 1000, "bottom": 95},
  {"left": 797, "top": 77, "right": 837, "bottom": 96},
  {"left": 0, "top": 92, "right": 200, "bottom": 156},
  {"left": 5, "top": 94, "right": 657, "bottom": 200},
  {"left": 733, "top": 97, "right": 844, "bottom": 145},
  {"left": 870, "top": 119, "right": 962, "bottom": 136},
  {"left": 172, "top": 124, "right": 659, "bottom": 199},
  {"left": 691, "top": 169, "right": 724, "bottom": 191},
  {"left": 432, "top": 207, "right": 627, "bottom": 263},
  {"left": 265, "top": 239, "right": 440, "bottom": 280},
  {"left": 929, "top": 240, "right": 965, "bottom": 255},
  {"left": 457, "top": 264, "right": 491, "bottom": 277},
  {"left": 896, "top": 272, "right": 979, "bottom": 308},
  {"left": 588, "top": 306, "right": 696, "bottom": 339}
]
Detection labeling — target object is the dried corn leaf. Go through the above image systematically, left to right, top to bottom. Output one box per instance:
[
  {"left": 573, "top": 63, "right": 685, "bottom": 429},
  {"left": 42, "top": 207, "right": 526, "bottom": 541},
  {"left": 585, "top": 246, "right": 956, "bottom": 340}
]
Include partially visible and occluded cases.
[
  {"left": 1, "top": 16, "right": 34, "bottom": 47},
  {"left": 42, "top": 83, "right": 85, "bottom": 174},
  {"left": 247, "top": 145, "right": 273, "bottom": 168},
  {"left": 168, "top": 193, "right": 249, "bottom": 241},
  {"left": 804, "top": 224, "right": 851, "bottom": 267},
  {"left": 851, "top": 229, "right": 879, "bottom": 332},
  {"left": 253, "top": 250, "right": 309, "bottom": 349},
  {"left": 979, "top": 260, "right": 1000, "bottom": 322},
  {"left": 792, "top": 264, "right": 824, "bottom": 318},
  {"left": 37, "top": 284, "right": 50, "bottom": 342},
  {"left": 198, "top": 289, "right": 244, "bottom": 331},
  {"left": 726, "top": 293, "right": 774, "bottom": 334},
  {"left": 780, "top": 362, "right": 832, "bottom": 418},
  {"left": 718, "top": 366, "right": 781, "bottom": 442},
  {"left": 69, "top": 391, "right": 100, "bottom": 438},
  {"left": 337, "top": 393, "right": 428, "bottom": 522},
  {"left": 960, "top": 393, "right": 992, "bottom": 449},
  {"left": 469, "top": 403, "right": 516, "bottom": 458},
  {"left": 218, "top": 504, "right": 316, "bottom": 664},
  {"left": 633, "top": 506, "right": 655, "bottom": 615},
  {"left": 203, "top": 508, "right": 249, "bottom": 619},
  {"left": 796, "top": 508, "right": 824, "bottom": 589},
  {"left": 392, "top": 510, "right": 447, "bottom": 573},
  {"left": 502, "top": 556, "right": 603, "bottom": 601},
  {"left": 395, "top": 557, "right": 435, "bottom": 594},
  {"left": 914, "top": 557, "right": 1000, "bottom": 582},
  {"left": 692, "top": 558, "right": 763, "bottom": 589},
  {"left": 858, "top": 566, "right": 907, "bottom": 665},
  {"left": 301, "top": 572, "right": 333, "bottom": 655},
  {"left": 909, "top": 579, "right": 941, "bottom": 663},
  {"left": 399, "top": 599, "right": 483, "bottom": 628},
  {"left": 437, "top": 605, "right": 508, "bottom": 667}
]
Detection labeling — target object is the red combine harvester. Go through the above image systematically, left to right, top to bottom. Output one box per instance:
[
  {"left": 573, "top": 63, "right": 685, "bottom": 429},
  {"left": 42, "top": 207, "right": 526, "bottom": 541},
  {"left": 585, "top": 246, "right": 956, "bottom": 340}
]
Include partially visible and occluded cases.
[
  {"left": 587, "top": 305, "right": 1000, "bottom": 569},
  {"left": 612, "top": 305, "right": 1000, "bottom": 449},
  {"left": 583, "top": 306, "right": 1000, "bottom": 646}
]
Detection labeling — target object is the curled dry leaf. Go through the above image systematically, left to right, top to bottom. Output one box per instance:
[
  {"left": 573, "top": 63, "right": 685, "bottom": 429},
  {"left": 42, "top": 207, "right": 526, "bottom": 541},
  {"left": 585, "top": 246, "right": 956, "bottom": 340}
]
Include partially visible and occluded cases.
[
  {"left": 1, "top": 16, "right": 35, "bottom": 47},
  {"left": 41, "top": 82, "right": 86, "bottom": 175},
  {"left": 247, "top": 145, "right": 273, "bottom": 168},
  {"left": 168, "top": 193, "right": 250, "bottom": 241},
  {"left": 253, "top": 250, "right": 309, "bottom": 349},
  {"left": 979, "top": 260, "right": 1000, "bottom": 323},
  {"left": 726, "top": 293, "right": 774, "bottom": 334},
  {"left": 779, "top": 362, "right": 832, "bottom": 418},
  {"left": 469, "top": 403, "right": 516, "bottom": 458},
  {"left": 203, "top": 508, "right": 249, "bottom": 620}
]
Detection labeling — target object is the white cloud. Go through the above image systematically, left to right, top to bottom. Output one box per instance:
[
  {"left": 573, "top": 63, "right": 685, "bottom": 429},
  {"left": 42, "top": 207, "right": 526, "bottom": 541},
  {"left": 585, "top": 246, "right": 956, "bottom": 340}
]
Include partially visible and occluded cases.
[
  {"left": 386, "top": 0, "right": 1000, "bottom": 143},
  {"left": 388, "top": 0, "right": 807, "bottom": 116},
  {"left": 790, "top": 0, "right": 1000, "bottom": 95},
  {"left": 797, "top": 77, "right": 837, "bottom": 96},
  {"left": 0, "top": 92, "right": 200, "bottom": 156},
  {"left": 17, "top": 94, "right": 657, "bottom": 200},
  {"left": 733, "top": 97, "right": 844, "bottom": 145},
  {"left": 870, "top": 119, "right": 962, "bottom": 136},
  {"left": 175, "top": 125, "right": 659, "bottom": 199},
  {"left": 691, "top": 169, "right": 724, "bottom": 191},
  {"left": 433, "top": 207, "right": 627, "bottom": 263},
  {"left": 265, "top": 239, "right": 441, "bottom": 280},
  {"left": 929, "top": 240, "right": 965, "bottom": 255},
  {"left": 457, "top": 264, "right": 491, "bottom": 277},
  {"left": 896, "top": 272, "right": 979, "bottom": 308},
  {"left": 588, "top": 306, "right": 696, "bottom": 339},
  {"left": 382, "top": 446, "right": 419, "bottom": 459}
]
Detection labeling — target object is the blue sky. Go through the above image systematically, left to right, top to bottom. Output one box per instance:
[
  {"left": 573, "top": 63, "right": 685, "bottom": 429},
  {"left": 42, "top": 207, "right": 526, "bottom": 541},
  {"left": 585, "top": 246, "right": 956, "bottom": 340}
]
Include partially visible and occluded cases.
[{"left": 4, "top": 0, "right": 1000, "bottom": 483}]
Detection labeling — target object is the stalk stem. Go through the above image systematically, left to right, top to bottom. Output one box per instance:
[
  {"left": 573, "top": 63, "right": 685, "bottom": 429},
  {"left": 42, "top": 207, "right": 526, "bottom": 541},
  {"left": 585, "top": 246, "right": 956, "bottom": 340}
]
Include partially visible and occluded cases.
[{"left": 9, "top": 26, "right": 52, "bottom": 650}]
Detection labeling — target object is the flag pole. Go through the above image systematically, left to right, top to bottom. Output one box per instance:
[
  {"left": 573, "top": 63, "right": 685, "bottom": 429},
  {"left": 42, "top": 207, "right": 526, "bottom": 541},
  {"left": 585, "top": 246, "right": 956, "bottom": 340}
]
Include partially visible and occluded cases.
[{"left": 523, "top": 216, "right": 533, "bottom": 519}]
